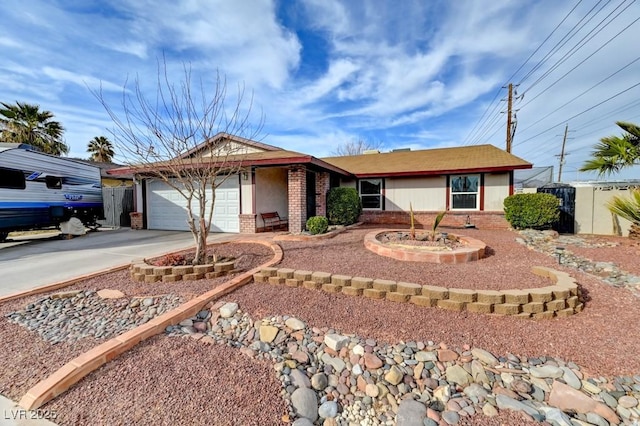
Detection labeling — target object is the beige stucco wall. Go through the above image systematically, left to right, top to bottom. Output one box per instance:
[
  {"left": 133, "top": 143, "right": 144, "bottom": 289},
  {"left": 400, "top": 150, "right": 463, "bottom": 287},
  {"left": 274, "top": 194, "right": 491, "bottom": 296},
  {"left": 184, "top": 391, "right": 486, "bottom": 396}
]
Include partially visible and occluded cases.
[
  {"left": 201, "top": 140, "right": 264, "bottom": 157},
  {"left": 255, "top": 168, "right": 288, "bottom": 227},
  {"left": 240, "top": 171, "right": 253, "bottom": 214},
  {"left": 483, "top": 173, "right": 511, "bottom": 211},
  {"left": 384, "top": 176, "right": 446, "bottom": 211},
  {"left": 339, "top": 178, "right": 357, "bottom": 188},
  {"left": 574, "top": 185, "right": 633, "bottom": 236}
]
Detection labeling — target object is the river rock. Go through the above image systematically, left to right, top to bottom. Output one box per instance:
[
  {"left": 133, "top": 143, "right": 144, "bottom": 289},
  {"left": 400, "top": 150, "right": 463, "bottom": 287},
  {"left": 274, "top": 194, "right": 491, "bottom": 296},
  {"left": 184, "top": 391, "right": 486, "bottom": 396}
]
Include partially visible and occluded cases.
[
  {"left": 219, "top": 302, "right": 238, "bottom": 318},
  {"left": 285, "top": 317, "right": 306, "bottom": 331},
  {"left": 259, "top": 325, "right": 279, "bottom": 343},
  {"left": 324, "top": 334, "right": 349, "bottom": 351},
  {"left": 471, "top": 348, "right": 499, "bottom": 366},
  {"left": 364, "top": 353, "right": 383, "bottom": 370},
  {"left": 385, "top": 365, "right": 404, "bottom": 385},
  {"left": 446, "top": 365, "right": 472, "bottom": 386},
  {"left": 529, "top": 365, "right": 564, "bottom": 379},
  {"left": 561, "top": 367, "right": 581, "bottom": 389},
  {"left": 290, "top": 369, "right": 311, "bottom": 388},
  {"left": 311, "top": 373, "right": 328, "bottom": 391},
  {"left": 548, "top": 380, "right": 620, "bottom": 425},
  {"left": 291, "top": 388, "right": 318, "bottom": 422},
  {"left": 495, "top": 394, "right": 539, "bottom": 417},
  {"left": 618, "top": 395, "right": 638, "bottom": 408},
  {"left": 396, "top": 399, "right": 426, "bottom": 426},
  {"left": 318, "top": 401, "right": 338, "bottom": 419}
]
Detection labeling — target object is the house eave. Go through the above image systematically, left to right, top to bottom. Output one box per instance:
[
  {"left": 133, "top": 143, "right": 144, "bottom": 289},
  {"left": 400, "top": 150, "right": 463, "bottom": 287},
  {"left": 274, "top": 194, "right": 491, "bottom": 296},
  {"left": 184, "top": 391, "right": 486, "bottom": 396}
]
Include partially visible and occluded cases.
[{"left": 352, "top": 164, "right": 532, "bottom": 179}]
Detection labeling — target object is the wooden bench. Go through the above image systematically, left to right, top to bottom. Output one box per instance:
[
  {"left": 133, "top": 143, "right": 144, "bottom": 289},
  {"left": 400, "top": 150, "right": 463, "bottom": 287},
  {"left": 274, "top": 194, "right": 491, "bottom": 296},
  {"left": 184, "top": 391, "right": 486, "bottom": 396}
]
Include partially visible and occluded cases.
[{"left": 260, "top": 212, "right": 288, "bottom": 231}]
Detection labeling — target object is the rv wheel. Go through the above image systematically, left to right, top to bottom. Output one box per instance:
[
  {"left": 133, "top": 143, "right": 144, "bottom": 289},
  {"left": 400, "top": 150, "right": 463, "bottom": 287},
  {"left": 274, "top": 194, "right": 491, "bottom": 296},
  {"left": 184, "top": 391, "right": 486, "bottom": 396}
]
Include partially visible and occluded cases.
[{"left": 0, "top": 232, "right": 8, "bottom": 242}]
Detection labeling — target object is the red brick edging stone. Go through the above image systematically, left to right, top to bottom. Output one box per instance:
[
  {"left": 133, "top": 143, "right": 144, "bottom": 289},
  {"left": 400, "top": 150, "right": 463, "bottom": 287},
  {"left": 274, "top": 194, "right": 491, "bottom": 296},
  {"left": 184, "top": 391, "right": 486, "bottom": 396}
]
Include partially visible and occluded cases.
[
  {"left": 364, "top": 229, "right": 487, "bottom": 263},
  {"left": 18, "top": 240, "right": 283, "bottom": 411},
  {"left": 253, "top": 265, "right": 583, "bottom": 319}
]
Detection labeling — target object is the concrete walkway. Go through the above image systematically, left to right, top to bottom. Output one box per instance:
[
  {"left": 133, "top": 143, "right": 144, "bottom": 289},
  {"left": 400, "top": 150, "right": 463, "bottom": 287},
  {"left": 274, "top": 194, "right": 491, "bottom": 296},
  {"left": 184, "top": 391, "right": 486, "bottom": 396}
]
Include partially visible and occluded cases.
[
  {"left": 0, "top": 228, "right": 236, "bottom": 297},
  {"left": 0, "top": 396, "right": 57, "bottom": 425}
]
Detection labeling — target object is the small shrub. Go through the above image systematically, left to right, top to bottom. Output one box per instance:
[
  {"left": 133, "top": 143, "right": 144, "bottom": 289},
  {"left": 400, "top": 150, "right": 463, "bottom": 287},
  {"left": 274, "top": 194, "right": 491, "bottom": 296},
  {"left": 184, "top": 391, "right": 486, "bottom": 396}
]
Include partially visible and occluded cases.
[
  {"left": 327, "top": 187, "right": 362, "bottom": 225},
  {"left": 504, "top": 193, "right": 560, "bottom": 230},
  {"left": 306, "top": 216, "right": 329, "bottom": 235},
  {"left": 153, "top": 253, "right": 186, "bottom": 266}
]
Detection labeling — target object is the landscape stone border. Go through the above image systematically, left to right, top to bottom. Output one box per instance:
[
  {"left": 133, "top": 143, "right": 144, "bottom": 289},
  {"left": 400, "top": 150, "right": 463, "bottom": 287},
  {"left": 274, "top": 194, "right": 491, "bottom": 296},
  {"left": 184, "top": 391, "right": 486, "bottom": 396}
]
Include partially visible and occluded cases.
[
  {"left": 364, "top": 229, "right": 487, "bottom": 263},
  {"left": 17, "top": 240, "right": 283, "bottom": 411},
  {"left": 130, "top": 260, "right": 237, "bottom": 283},
  {"left": 253, "top": 265, "right": 583, "bottom": 319}
]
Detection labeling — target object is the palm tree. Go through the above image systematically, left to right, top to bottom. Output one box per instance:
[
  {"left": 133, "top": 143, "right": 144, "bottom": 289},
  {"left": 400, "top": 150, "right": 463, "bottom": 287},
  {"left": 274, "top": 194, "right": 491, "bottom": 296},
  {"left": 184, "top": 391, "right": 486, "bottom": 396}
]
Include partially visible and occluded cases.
[
  {"left": 0, "top": 101, "right": 68, "bottom": 155},
  {"left": 580, "top": 121, "right": 640, "bottom": 176},
  {"left": 87, "top": 136, "right": 115, "bottom": 162},
  {"left": 608, "top": 189, "right": 640, "bottom": 239}
]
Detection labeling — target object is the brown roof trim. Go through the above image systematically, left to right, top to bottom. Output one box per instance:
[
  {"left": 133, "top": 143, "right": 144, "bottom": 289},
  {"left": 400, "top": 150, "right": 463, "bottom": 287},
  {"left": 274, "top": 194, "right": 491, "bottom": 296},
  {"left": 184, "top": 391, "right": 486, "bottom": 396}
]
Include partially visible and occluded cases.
[
  {"left": 107, "top": 155, "right": 352, "bottom": 176},
  {"left": 353, "top": 164, "right": 533, "bottom": 179}
]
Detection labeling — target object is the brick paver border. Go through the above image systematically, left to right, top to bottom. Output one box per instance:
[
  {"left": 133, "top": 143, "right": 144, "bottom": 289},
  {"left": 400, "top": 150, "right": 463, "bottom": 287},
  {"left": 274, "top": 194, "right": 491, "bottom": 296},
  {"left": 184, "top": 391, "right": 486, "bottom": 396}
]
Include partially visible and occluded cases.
[{"left": 18, "top": 240, "right": 283, "bottom": 411}]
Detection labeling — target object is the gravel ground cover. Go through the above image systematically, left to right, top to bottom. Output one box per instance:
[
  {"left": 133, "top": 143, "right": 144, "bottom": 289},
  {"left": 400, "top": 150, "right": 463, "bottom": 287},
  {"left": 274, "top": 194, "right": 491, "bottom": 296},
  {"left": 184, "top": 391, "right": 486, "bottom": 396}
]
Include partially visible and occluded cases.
[
  {"left": 277, "top": 227, "right": 555, "bottom": 291},
  {"left": 1, "top": 229, "right": 639, "bottom": 425},
  {"left": 560, "top": 236, "right": 640, "bottom": 276},
  {"left": 0, "top": 242, "right": 271, "bottom": 402},
  {"left": 45, "top": 336, "right": 288, "bottom": 426}
]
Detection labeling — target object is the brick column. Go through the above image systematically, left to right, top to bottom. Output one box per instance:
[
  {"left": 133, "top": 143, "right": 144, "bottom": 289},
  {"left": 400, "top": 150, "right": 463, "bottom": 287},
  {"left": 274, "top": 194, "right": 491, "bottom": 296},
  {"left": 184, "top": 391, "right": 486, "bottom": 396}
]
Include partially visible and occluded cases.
[
  {"left": 288, "top": 167, "right": 307, "bottom": 234},
  {"left": 315, "top": 171, "right": 330, "bottom": 217},
  {"left": 239, "top": 214, "right": 257, "bottom": 233}
]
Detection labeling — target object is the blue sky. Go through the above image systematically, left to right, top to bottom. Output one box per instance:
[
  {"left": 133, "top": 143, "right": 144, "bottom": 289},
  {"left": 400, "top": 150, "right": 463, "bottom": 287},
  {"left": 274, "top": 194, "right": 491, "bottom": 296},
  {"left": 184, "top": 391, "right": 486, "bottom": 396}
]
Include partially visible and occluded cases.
[{"left": 1, "top": 0, "right": 639, "bottom": 181}]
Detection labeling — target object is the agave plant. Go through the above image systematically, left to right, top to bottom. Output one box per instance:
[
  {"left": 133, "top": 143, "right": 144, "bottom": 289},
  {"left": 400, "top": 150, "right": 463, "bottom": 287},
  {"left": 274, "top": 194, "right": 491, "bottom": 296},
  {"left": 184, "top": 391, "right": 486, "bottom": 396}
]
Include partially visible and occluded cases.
[{"left": 607, "top": 189, "right": 640, "bottom": 239}]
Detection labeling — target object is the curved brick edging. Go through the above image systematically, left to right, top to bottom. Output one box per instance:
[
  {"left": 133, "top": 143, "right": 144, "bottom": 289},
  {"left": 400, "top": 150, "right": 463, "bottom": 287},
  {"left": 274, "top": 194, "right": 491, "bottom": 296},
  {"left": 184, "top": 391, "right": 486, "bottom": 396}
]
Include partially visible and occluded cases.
[
  {"left": 364, "top": 229, "right": 487, "bottom": 263},
  {"left": 18, "top": 240, "right": 283, "bottom": 411},
  {"left": 130, "top": 260, "right": 237, "bottom": 283},
  {"left": 253, "top": 265, "right": 583, "bottom": 319}
]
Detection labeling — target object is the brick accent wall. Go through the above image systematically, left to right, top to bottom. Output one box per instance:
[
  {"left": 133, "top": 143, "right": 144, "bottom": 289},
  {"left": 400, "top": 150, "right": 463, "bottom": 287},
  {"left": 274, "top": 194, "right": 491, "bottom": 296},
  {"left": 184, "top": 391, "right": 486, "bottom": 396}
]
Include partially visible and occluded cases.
[
  {"left": 288, "top": 167, "right": 307, "bottom": 234},
  {"left": 315, "top": 171, "right": 330, "bottom": 217},
  {"left": 359, "top": 210, "right": 510, "bottom": 230},
  {"left": 130, "top": 212, "right": 143, "bottom": 230},
  {"left": 239, "top": 214, "right": 257, "bottom": 233}
]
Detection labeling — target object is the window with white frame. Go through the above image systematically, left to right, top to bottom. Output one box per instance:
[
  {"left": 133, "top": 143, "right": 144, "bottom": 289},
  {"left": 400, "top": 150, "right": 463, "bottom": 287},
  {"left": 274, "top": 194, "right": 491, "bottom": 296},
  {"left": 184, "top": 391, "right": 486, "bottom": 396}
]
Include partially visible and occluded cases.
[
  {"left": 450, "top": 175, "right": 479, "bottom": 210},
  {"left": 359, "top": 178, "right": 382, "bottom": 210}
]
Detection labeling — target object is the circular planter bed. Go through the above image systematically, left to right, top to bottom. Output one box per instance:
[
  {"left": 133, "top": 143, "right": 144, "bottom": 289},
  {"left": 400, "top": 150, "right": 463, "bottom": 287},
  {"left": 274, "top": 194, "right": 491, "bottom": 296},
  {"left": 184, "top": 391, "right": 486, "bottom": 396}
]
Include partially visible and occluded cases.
[{"left": 364, "top": 229, "right": 486, "bottom": 263}]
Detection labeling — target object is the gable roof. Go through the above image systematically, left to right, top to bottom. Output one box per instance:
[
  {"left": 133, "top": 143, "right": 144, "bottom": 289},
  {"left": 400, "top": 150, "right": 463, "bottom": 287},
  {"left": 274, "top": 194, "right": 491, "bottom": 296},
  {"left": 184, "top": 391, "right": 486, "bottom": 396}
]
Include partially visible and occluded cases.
[
  {"left": 178, "top": 132, "right": 283, "bottom": 159},
  {"left": 321, "top": 144, "right": 532, "bottom": 178}
]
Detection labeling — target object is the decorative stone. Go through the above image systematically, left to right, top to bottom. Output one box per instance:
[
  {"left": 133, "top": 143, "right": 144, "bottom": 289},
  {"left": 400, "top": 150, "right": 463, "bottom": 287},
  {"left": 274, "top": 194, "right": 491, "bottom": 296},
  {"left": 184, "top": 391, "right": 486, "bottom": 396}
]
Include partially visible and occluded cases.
[
  {"left": 96, "top": 289, "right": 125, "bottom": 299},
  {"left": 219, "top": 302, "right": 239, "bottom": 318},
  {"left": 285, "top": 317, "right": 306, "bottom": 331},
  {"left": 259, "top": 325, "right": 279, "bottom": 343},
  {"left": 324, "top": 334, "right": 349, "bottom": 351},
  {"left": 471, "top": 348, "right": 499, "bottom": 366},
  {"left": 364, "top": 353, "right": 383, "bottom": 370},
  {"left": 385, "top": 365, "right": 404, "bottom": 385},
  {"left": 445, "top": 365, "right": 472, "bottom": 386},
  {"left": 529, "top": 365, "right": 564, "bottom": 379},
  {"left": 290, "top": 369, "right": 311, "bottom": 388},
  {"left": 548, "top": 380, "right": 620, "bottom": 425},
  {"left": 291, "top": 388, "right": 318, "bottom": 422},
  {"left": 495, "top": 394, "right": 539, "bottom": 417},
  {"left": 396, "top": 400, "right": 426, "bottom": 426},
  {"left": 318, "top": 401, "right": 338, "bottom": 419}
]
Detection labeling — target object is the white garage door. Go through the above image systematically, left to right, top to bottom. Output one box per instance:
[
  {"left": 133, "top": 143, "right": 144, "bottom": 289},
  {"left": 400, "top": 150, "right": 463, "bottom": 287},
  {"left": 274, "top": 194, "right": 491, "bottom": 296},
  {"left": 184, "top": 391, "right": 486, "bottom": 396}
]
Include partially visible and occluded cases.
[{"left": 146, "top": 177, "right": 240, "bottom": 233}]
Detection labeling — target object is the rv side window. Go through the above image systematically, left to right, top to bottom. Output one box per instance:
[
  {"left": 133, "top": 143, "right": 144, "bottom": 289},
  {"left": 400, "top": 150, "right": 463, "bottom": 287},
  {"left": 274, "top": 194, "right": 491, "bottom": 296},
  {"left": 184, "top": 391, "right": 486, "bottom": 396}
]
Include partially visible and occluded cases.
[
  {"left": 0, "top": 168, "right": 26, "bottom": 190},
  {"left": 46, "top": 176, "right": 62, "bottom": 189}
]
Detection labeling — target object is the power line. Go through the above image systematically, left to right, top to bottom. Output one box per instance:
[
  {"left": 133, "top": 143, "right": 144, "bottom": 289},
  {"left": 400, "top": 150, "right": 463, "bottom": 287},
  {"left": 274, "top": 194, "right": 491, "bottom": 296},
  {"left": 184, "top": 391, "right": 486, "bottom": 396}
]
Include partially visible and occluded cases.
[
  {"left": 462, "top": 0, "right": 584, "bottom": 145},
  {"left": 517, "top": 0, "right": 607, "bottom": 85},
  {"left": 519, "top": 3, "right": 639, "bottom": 108},
  {"left": 517, "top": 54, "right": 640, "bottom": 134},
  {"left": 514, "top": 80, "right": 640, "bottom": 146}
]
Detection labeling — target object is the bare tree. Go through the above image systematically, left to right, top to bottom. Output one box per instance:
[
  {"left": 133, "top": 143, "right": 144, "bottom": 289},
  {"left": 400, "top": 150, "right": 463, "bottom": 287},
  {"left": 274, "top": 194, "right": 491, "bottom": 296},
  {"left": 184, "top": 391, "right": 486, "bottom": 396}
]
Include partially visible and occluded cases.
[
  {"left": 94, "top": 60, "right": 262, "bottom": 264},
  {"left": 331, "top": 138, "right": 384, "bottom": 156}
]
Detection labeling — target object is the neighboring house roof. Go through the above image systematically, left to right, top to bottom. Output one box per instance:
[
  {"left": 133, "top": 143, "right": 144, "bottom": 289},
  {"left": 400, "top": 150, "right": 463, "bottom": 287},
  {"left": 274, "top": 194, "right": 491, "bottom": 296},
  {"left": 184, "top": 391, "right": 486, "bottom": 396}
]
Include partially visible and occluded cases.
[
  {"left": 321, "top": 144, "right": 532, "bottom": 178},
  {"left": 72, "top": 159, "right": 134, "bottom": 180}
]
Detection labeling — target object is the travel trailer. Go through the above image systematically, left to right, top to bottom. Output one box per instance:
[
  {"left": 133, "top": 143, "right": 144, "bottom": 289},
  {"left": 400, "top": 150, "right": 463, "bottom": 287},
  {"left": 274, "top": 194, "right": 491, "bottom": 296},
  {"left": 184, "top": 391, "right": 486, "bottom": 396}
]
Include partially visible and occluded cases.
[{"left": 0, "top": 143, "right": 104, "bottom": 241}]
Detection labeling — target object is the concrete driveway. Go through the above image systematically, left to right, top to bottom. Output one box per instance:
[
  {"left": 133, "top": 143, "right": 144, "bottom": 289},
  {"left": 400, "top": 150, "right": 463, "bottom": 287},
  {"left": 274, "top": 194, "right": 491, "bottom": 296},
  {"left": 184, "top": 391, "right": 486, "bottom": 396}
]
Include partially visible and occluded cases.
[{"left": 0, "top": 228, "right": 235, "bottom": 297}]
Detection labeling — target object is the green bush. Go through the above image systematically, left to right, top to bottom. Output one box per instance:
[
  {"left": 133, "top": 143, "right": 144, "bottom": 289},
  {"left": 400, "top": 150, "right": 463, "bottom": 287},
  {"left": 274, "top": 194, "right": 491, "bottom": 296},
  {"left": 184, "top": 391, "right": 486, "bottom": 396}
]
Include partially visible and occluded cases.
[
  {"left": 326, "top": 187, "right": 362, "bottom": 225},
  {"left": 503, "top": 193, "right": 560, "bottom": 230},
  {"left": 306, "top": 216, "right": 329, "bottom": 235}
]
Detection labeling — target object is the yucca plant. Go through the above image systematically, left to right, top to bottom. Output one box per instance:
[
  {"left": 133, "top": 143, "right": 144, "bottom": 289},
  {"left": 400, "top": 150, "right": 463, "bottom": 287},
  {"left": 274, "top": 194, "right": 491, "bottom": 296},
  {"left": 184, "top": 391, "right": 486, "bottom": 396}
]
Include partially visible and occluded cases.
[
  {"left": 607, "top": 189, "right": 640, "bottom": 239},
  {"left": 409, "top": 203, "right": 416, "bottom": 240},
  {"left": 430, "top": 211, "right": 447, "bottom": 241}
]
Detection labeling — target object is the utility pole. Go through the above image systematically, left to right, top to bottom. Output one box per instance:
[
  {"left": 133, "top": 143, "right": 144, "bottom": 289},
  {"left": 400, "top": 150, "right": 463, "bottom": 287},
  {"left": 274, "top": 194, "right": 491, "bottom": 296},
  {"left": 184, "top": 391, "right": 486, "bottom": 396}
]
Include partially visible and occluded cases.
[
  {"left": 506, "top": 83, "right": 513, "bottom": 152},
  {"left": 557, "top": 124, "right": 569, "bottom": 182}
]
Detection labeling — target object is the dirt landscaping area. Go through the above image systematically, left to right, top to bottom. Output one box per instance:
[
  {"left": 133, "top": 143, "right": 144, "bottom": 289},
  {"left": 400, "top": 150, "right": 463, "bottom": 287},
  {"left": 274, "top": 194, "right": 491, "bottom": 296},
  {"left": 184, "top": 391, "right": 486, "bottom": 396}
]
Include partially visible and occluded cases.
[{"left": 0, "top": 227, "right": 639, "bottom": 425}]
